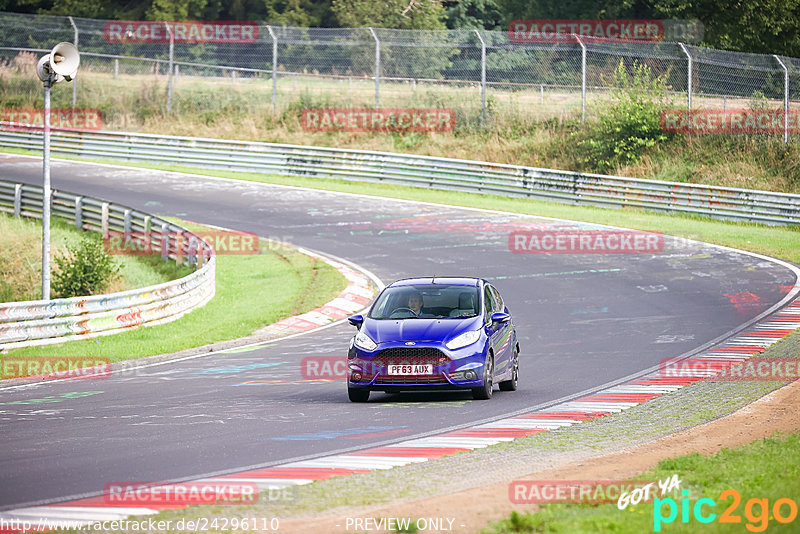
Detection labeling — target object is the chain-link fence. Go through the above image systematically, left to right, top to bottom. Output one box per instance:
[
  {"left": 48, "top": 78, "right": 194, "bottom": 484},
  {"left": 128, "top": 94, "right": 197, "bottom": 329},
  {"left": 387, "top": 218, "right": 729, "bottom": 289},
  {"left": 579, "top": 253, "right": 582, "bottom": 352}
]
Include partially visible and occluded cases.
[{"left": 1, "top": 11, "right": 799, "bottom": 142}]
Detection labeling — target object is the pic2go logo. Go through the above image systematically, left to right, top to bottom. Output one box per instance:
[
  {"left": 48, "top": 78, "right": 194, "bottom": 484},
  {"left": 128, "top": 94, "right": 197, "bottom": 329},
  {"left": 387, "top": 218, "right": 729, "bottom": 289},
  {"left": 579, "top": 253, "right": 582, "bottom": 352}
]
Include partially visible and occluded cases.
[{"left": 654, "top": 489, "right": 798, "bottom": 532}]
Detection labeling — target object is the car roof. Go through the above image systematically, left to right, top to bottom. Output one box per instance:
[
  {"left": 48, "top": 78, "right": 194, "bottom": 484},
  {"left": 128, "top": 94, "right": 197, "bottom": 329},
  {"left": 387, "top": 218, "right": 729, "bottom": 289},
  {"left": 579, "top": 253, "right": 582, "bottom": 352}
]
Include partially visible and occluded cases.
[{"left": 388, "top": 277, "right": 482, "bottom": 287}]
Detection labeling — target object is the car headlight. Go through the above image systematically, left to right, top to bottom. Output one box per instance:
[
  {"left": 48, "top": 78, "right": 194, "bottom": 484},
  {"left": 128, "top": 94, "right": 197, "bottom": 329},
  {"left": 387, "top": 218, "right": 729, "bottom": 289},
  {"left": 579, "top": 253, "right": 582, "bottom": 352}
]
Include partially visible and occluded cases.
[
  {"left": 445, "top": 329, "right": 481, "bottom": 350},
  {"left": 353, "top": 331, "right": 377, "bottom": 351}
]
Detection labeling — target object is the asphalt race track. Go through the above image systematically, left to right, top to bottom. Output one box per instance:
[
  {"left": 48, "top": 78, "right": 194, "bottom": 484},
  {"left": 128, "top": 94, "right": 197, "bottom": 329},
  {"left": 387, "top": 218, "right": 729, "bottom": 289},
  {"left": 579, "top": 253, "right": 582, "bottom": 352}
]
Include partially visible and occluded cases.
[{"left": 0, "top": 154, "right": 796, "bottom": 510}]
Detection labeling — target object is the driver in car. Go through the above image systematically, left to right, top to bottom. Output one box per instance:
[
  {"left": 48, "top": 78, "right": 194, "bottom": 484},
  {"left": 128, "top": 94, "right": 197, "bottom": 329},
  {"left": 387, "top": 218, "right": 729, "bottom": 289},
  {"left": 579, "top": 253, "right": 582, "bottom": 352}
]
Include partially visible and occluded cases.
[{"left": 408, "top": 292, "right": 424, "bottom": 317}]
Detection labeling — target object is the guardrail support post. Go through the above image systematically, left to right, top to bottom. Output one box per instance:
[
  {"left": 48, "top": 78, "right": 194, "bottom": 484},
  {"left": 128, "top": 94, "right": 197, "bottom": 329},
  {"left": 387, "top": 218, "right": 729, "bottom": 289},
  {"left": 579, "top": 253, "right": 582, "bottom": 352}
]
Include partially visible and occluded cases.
[
  {"left": 68, "top": 16, "right": 78, "bottom": 108},
  {"left": 164, "top": 22, "right": 174, "bottom": 113},
  {"left": 267, "top": 25, "right": 278, "bottom": 106},
  {"left": 369, "top": 27, "right": 380, "bottom": 108},
  {"left": 474, "top": 29, "right": 487, "bottom": 121},
  {"left": 575, "top": 35, "right": 586, "bottom": 124},
  {"left": 774, "top": 55, "right": 790, "bottom": 145},
  {"left": 13, "top": 184, "right": 21, "bottom": 217},
  {"left": 75, "top": 195, "right": 83, "bottom": 230},
  {"left": 101, "top": 202, "right": 109, "bottom": 237},
  {"left": 123, "top": 209, "right": 132, "bottom": 241},
  {"left": 142, "top": 215, "right": 151, "bottom": 252},
  {"left": 161, "top": 222, "right": 169, "bottom": 262},
  {"left": 176, "top": 231, "right": 184, "bottom": 265},
  {"left": 188, "top": 235, "right": 198, "bottom": 266}
]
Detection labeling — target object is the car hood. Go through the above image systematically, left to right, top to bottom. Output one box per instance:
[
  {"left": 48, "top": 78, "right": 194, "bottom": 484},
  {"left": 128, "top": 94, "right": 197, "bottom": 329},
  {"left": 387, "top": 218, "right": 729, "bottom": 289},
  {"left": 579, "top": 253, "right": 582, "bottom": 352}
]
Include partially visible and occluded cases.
[{"left": 363, "top": 316, "right": 482, "bottom": 344}]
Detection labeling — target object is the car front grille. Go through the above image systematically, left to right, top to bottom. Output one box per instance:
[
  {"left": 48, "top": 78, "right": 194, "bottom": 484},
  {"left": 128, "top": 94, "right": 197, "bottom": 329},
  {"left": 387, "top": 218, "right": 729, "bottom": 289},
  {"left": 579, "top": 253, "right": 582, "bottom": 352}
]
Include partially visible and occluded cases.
[{"left": 370, "top": 347, "right": 450, "bottom": 384}]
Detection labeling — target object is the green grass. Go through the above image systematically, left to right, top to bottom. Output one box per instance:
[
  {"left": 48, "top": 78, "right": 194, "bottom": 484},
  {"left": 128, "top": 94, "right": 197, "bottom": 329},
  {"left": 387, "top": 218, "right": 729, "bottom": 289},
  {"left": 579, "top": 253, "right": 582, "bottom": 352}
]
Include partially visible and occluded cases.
[
  {"left": 3, "top": 64, "right": 798, "bottom": 194},
  {"left": 0, "top": 211, "right": 190, "bottom": 302},
  {"left": 3, "top": 219, "right": 348, "bottom": 362},
  {"left": 485, "top": 431, "right": 800, "bottom": 533}
]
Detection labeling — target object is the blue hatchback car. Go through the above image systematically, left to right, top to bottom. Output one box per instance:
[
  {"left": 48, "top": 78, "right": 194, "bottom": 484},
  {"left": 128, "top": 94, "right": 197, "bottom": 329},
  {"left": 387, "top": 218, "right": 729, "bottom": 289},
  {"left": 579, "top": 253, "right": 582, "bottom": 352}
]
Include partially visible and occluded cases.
[{"left": 346, "top": 277, "right": 520, "bottom": 402}]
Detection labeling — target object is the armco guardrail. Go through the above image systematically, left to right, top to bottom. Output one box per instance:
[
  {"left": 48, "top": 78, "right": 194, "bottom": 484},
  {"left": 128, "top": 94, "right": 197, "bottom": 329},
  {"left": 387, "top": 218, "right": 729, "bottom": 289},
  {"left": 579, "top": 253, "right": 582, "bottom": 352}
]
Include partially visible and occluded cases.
[
  {"left": 1, "top": 128, "right": 799, "bottom": 226},
  {"left": 0, "top": 178, "right": 215, "bottom": 349}
]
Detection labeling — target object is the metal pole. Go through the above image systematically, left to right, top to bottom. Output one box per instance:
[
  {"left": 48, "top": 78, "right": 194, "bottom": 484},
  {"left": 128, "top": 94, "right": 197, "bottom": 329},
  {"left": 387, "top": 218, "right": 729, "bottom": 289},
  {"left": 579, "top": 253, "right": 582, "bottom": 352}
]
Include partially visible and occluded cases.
[
  {"left": 68, "top": 16, "right": 78, "bottom": 108},
  {"left": 165, "top": 22, "right": 174, "bottom": 113},
  {"left": 267, "top": 26, "right": 277, "bottom": 106},
  {"left": 369, "top": 27, "right": 380, "bottom": 108},
  {"left": 474, "top": 29, "right": 486, "bottom": 120},
  {"left": 575, "top": 35, "right": 586, "bottom": 124},
  {"left": 678, "top": 43, "right": 692, "bottom": 111},
  {"left": 774, "top": 55, "right": 790, "bottom": 145},
  {"left": 114, "top": 58, "right": 118, "bottom": 79},
  {"left": 42, "top": 79, "right": 52, "bottom": 300}
]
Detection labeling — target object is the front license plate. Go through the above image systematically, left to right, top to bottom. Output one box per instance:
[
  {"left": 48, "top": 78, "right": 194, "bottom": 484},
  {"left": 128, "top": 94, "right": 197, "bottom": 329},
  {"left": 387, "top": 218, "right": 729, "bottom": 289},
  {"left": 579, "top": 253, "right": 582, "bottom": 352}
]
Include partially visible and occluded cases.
[{"left": 387, "top": 364, "right": 433, "bottom": 375}]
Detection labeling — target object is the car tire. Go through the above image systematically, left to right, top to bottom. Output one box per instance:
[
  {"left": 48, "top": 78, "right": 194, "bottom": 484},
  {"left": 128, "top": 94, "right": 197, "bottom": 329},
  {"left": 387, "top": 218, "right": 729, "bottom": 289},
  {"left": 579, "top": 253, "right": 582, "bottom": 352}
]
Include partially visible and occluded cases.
[
  {"left": 499, "top": 346, "right": 519, "bottom": 392},
  {"left": 472, "top": 354, "right": 493, "bottom": 400},
  {"left": 348, "top": 388, "right": 370, "bottom": 402}
]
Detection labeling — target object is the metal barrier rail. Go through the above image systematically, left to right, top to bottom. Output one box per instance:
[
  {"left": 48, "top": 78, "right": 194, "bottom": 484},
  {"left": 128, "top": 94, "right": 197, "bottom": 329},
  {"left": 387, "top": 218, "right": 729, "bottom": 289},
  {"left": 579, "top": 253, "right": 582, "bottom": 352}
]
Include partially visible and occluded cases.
[
  {"left": 1, "top": 128, "right": 798, "bottom": 226},
  {"left": 0, "top": 179, "right": 216, "bottom": 349}
]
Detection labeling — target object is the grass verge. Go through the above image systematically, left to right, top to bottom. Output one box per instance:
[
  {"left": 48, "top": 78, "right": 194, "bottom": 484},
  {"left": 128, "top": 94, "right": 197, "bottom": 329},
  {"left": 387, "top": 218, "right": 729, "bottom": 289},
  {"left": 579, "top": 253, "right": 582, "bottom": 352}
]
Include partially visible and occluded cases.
[
  {"left": 3, "top": 66, "right": 799, "bottom": 193},
  {"left": 0, "top": 211, "right": 190, "bottom": 302},
  {"left": 2, "top": 218, "right": 348, "bottom": 363},
  {"left": 486, "top": 431, "right": 800, "bottom": 533}
]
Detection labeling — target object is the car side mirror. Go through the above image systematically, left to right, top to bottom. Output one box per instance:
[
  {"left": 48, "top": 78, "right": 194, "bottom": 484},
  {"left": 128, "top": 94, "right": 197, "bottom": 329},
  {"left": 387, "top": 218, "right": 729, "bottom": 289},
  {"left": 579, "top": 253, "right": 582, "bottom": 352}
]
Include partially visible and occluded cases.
[
  {"left": 491, "top": 312, "right": 510, "bottom": 324},
  {"left": 348, "top": 314, "right": 364, "bottom": 328}
]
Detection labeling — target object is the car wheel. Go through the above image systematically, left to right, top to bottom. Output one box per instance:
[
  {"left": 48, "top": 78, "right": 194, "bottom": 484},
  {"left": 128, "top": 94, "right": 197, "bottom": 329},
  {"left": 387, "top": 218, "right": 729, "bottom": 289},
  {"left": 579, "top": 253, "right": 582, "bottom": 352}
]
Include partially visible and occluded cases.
[
  {"left": 499, "top": 346, "right": 519, "bottom": 392},
  {"left": 472, "top": 354, "right": 493, "bottom": 400},
  {"left": 348, "top": 388, "right": 370, "bottom": 402}
]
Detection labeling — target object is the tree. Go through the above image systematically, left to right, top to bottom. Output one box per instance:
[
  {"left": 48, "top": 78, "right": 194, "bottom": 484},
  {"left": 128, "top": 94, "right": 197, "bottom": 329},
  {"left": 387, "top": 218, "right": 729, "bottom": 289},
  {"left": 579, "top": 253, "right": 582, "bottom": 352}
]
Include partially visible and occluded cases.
[
  {"left": 332, "top": 0, "right": 446, "bottom": 30},
  {"left": 443, "top": 0, "right": 503, "bottom": 30}
]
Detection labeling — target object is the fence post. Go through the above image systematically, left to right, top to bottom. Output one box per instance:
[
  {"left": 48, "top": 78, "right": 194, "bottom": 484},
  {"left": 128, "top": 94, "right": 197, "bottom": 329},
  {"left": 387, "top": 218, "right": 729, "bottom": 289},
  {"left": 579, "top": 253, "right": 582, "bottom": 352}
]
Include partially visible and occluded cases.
[
  {"left": 68, "top": 16, "right": 78, "bottom": 108},
  {"left": 164, "top": 22, "right": 174, "bottom": 113},
  {"left": 267, "top": 25, "right": 278, "bottom": 106},
  {"left": 369, "top": 27, "right": 380, "bottom": 108},
  {"left": 474, "top": 29, "right": 487, "bottom": 120},
  {"left": 575, "top": 35, "right": 586, "bottom": 124},
  {"left": 678, "top": 43, "right": 692, "bottom": 112},
  {"left": 774, "top": 55, "right": 789, "bottom": 145},
  {"left": 13, "top": 183, "right": 21, "bottom": 217},
  {"left": 74, "top": 195, "right": 83, "bottom": 230},
  {"left": 101, "top": 202, "right": 109, "bottom": 237}
]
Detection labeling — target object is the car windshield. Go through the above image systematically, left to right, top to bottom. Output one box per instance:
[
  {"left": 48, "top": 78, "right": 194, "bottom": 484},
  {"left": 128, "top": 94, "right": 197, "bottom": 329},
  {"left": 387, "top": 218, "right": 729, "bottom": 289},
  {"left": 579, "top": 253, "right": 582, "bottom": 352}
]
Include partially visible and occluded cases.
[{"left": 369, "top": 284, "right": 481, "bottom": 319}]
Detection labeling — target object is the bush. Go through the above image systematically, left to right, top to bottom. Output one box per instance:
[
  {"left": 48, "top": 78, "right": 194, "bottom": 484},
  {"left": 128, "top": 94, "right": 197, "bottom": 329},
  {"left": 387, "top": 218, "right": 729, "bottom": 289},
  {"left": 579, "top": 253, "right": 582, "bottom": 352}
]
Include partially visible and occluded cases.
[
  {"left": 575, "top": 60, "right": 674, "bottom": 173},
  {"left": 52, "top": 236, "right": 120, "bottom": 298}
]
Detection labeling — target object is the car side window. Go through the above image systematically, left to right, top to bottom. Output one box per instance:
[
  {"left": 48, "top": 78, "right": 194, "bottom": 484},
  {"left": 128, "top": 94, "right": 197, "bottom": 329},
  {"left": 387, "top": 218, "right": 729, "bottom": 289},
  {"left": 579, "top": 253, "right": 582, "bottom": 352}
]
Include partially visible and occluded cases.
[
  {"left": 489, "top": 285, "right": 503, "bottom": 313},
  {"left": 483, "top": 286, "right": 494, "bottom": 323}
]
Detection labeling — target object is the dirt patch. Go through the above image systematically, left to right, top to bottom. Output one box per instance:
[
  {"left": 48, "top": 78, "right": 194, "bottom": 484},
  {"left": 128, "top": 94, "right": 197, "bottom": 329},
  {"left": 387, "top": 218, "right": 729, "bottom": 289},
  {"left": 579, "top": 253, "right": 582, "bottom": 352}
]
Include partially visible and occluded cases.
[{"left": 278, "top": 378, "right": 800, "bottom": 533}]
